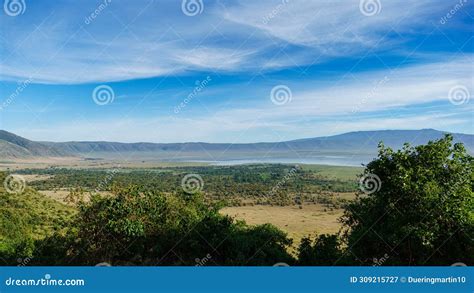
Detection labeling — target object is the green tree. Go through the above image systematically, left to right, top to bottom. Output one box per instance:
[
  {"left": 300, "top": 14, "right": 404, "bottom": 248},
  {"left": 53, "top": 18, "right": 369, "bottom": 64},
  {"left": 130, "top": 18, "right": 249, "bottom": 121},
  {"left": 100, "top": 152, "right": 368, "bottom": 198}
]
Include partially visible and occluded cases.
[
  {"left": 342, "top": 135, "right": 473, "bottom": 265},
  {"left": 297, "top": 234, "right": 343, "bottom": 266}
]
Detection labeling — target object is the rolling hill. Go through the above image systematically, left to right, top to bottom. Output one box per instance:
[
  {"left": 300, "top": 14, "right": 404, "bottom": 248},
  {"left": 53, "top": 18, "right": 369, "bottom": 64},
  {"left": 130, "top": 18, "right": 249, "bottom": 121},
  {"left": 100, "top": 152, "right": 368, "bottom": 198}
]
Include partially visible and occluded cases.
[{"left": 0, "top": 130, "right": 69, "bottom": 159}]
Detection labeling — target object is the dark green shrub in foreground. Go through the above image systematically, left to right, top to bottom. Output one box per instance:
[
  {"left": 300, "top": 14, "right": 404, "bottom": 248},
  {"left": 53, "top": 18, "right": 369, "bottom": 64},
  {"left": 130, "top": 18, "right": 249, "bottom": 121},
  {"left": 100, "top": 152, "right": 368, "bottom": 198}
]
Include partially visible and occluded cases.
[
  {"left": 295, "top": 135, "right": 473, "bottom": 266},
  {"left": 341, "top": 135, "right": 473, "bottom": 265},
  {"left": 33, "top": 188, "right": 294, "bottom": 266},
  {"left": 297, "top": 234, "right": 343, "bottom": 266}
]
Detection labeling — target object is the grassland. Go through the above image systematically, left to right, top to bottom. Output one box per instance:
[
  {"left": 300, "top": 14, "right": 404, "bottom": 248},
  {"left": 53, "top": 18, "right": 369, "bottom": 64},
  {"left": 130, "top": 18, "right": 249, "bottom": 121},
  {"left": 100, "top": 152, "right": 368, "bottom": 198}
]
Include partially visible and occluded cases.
[
  {"left": 0, "top": 157, "right": 210, "bottom": 171},
  {"left": 299, "top": 164, "right": 363, "bottom": 181},
  {"left": 221, "top": 201, "right": 350, "bottom": 250}
]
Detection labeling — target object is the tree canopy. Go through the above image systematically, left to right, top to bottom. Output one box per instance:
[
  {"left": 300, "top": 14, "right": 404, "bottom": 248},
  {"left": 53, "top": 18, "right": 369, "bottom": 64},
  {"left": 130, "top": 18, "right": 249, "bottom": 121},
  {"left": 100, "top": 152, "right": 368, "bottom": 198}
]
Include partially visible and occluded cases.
[
  {"left": 341, "top": 134, "right": 473, "bottom": 265},
  {"left": 33, "top": 187, "right": 294, "bottom": 266}
]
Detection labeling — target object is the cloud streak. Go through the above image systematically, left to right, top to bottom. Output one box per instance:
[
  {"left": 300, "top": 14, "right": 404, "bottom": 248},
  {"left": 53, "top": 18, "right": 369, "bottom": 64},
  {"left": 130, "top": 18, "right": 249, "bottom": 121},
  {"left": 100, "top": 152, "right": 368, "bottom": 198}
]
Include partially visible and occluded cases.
[
  {"left": 0, "top": 0, "right": 462, "bottom": 84},
  {"left": 9, "top": 56, "right": 473, "bottom": 142}
]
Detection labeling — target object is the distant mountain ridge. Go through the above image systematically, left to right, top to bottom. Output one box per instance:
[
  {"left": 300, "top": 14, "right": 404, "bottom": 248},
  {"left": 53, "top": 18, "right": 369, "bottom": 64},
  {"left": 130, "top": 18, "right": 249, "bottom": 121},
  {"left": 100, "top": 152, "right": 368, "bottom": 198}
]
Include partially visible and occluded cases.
[
  {"left": 1, "top": 129, "right": 472, "bottom": 161},
  {"left": 0, "top": 130, "right": 69, "bottom": 159}
]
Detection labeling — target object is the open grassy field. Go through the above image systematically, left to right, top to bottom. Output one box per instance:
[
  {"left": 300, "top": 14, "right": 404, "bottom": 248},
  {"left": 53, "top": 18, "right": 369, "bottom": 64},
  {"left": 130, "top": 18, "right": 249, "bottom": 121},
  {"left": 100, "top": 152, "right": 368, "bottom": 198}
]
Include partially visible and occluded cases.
[
  {"left": 0, "top": 157, "right": 211, "bottom": 171},
  {"left": 299, "top": 164, "right": 363, "bottom": 181},
  {"left": 221, "top": 204, "right": 344, "bottom": 245}
]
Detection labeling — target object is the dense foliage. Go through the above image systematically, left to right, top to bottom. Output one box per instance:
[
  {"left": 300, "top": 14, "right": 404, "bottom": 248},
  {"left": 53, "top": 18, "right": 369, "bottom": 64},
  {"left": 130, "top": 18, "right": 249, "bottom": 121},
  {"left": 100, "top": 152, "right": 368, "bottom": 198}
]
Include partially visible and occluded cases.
[
  {"left": 0, "top": 135, "right": 472, "bottom": 266},
  {"left": 341, "top": 135, "right": 473, "bottom": 265},
  {"left": 19, "top": 164, "right": 357, "bottom": 206},
  {"left": 0, "top": 172, "right": 74, "bottom": 262},
  {"left": 14, "top": 187, "right": 293, "bottom": 266},
  {"left": 297, "top": 234, "right": 344, "bottom": 265}
]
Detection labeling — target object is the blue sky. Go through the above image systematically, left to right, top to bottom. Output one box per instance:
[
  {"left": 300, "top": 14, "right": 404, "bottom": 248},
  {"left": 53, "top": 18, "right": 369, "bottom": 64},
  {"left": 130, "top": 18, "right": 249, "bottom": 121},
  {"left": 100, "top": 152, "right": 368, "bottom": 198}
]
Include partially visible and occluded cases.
[{"left": 0, "top": 0, "right": 473, "bottom": 143}]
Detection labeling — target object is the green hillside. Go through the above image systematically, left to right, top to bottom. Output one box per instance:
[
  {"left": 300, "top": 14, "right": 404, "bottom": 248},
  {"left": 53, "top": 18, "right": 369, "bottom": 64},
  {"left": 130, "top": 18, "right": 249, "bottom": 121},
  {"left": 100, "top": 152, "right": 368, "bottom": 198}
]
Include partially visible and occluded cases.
[
  {"left": 0, "top": 130, "right": 69, "bottom": 159},
  {"left": 0, "top": 172, "right": 75, "bottom": 259}
]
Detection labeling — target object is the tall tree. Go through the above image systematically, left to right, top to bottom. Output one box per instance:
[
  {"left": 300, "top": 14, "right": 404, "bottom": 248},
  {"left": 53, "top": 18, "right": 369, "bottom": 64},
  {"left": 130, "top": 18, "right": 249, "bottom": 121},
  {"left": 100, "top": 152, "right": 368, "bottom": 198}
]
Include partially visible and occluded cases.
[{"left": 342, "top": 135, "right": 473, "bottom": 265}]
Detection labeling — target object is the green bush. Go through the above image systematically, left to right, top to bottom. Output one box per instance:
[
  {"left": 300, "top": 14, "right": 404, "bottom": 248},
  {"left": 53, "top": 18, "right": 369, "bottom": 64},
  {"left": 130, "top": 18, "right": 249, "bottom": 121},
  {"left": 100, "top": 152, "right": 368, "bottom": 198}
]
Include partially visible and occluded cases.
[
  {"left": 341, "top": 135, "right": 473, "bottom": 265},
  {"left": 33, "top": 187, "right": 294, "bottom": 266},
  {"left": 297, "top": 234, "right": 343, "bottom": 266}
]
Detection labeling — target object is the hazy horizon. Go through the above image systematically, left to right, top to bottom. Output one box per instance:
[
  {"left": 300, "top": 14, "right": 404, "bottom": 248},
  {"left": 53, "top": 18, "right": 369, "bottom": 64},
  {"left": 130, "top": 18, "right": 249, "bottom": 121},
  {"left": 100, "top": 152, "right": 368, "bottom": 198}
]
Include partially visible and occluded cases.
[{"left": 1, "top": 127, "right": 473, "bottom": 144}]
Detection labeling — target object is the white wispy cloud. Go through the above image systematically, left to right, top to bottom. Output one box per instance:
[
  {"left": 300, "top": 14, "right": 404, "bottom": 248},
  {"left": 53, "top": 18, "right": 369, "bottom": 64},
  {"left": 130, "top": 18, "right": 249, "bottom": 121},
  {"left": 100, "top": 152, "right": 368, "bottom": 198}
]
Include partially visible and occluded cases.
[
  {"left": 0, "top": 0, "right": 459, "bottom": 84},
  {"left": 221, "top": 0, "right": 444, "bottom": 48},
  {"left": 12, "top": 56, "right": 473, "bottom": 142},
  {"left": 193, "top": 56, "right": 474, "bottom": 122}
]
